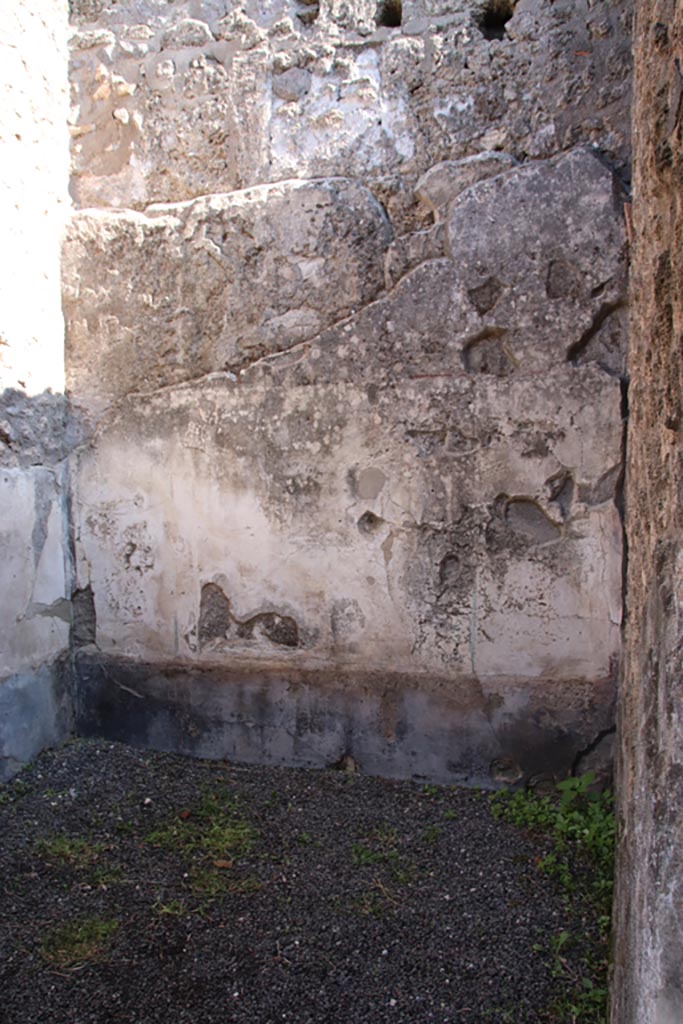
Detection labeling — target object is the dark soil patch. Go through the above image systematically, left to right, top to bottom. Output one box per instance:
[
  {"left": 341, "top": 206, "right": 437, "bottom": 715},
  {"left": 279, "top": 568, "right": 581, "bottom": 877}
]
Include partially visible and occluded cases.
[{"left": 1, "top": 740, "right": 585, "bottom": 1023}]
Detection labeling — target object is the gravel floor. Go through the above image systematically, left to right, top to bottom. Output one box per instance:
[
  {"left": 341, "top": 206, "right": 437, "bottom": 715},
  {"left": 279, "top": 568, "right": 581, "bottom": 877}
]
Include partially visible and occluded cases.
[{"left": 0, "top": 740, "right": 585, "bottom": 1024}]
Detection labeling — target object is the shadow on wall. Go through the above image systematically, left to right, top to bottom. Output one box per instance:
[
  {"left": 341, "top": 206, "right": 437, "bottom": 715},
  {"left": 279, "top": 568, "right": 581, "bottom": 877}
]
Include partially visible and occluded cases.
[
  {"left": 477, "top": 0, "right": 515, "bottom": 40},
  {"left": 0, "top": 388, "right": 76, "bottom": 781}
]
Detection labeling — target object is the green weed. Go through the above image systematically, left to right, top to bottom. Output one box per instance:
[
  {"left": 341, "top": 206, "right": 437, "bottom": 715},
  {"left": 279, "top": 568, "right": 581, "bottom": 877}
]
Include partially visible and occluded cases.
[
  {"left": 490, "top": 771, "right": 615, "bottom": 913},
  {"left": 491, "top": 771, "right": 615, "bottom": 1024},
  {"left": 9, "top": 778, "right": 31, "bottom": 798},
  {"left": 147, "top": 788, "right": 257, "bottom": 905},
  {"left": 146, "top": 789, "right": 255, "bottom": 861},
  {"left": 421, "top": 824, "right": 443, "bottom": 845},
  {"left": 373, "top": 825, "right": 398, "bottom": 844},
  {"left": 351, "top": 829, "right": 417, "bottom": 891},
  {"left": 36, "top": 835, "right": 106, "bottom": 868},
  {"left": 352, "top": 841, "right": 399, "bottom": 868},
  {"left": 352, "top": 843, "right": 390, "bottom": 867},
  {"left": 91, "top": 864, "right": 125, "bottom": 887},
  {"left": 191, "top": 868, "right": 261, "bottom": 899},
  {"left": 350, "top": 891, "right": 389, "bottom": 917},
  {"left": 154, "top": 898, "right": 187, "bottom": 917},
  {"left": 41, "top": 917, "right": 119, "bottom": 968},
  {"left": 539, "top": 930, "right": 609, "bottom": 1023}
]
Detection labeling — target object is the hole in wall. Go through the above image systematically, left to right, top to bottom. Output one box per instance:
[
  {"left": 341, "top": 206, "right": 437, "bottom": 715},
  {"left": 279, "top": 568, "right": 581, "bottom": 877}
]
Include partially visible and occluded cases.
[
  {"left": 376, "top": 0, "right": 402, "bottom": 28},
  {"left": 477, "top": 0, "right": 514, "bottom": 41},
  {"left": 297, "top": 3, "right": 319, "bottom": 26},
  {"left": 546, "top": 259, "right": 583, "bottom": 301},
  {"left": 468, "top": 276, "right": 504, "bottom": 314},
  {"left": 462, "top": 329, "right": 515, "bottom": 377},
  {"left": 545, "top": 470, "right": 574, "bottom": 520},
  {"left": 504, "top": 497, "right": 561, "bottom": 544},
  {"left": 357, "top": 510, "right": 384, "bottom": 535},
  {"left": 439, "top": 553, "right": 460, "bottom": 587},
  {"left": 198, "top": 582, "right": 232, "bottom": 646},
  {"left": 198, "top": 582, "right": 301, "bottom": 650},
  {"left": 72, "top": 585, "right": 96, "bottom": 648},
  {"left": 254, "top": 613, "right": 300, "bottom": 648},
  {"left": 490, "top": 756, "right": 523, "bottom": 784}
]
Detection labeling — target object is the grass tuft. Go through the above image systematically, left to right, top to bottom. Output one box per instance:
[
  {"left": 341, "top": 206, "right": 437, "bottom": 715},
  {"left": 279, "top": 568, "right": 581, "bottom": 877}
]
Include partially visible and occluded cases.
[
  {"left": 147, "top": 787, "right": 258, "bottom": 904},
  {"left": 146, "top": 789, "right": 255, "bottom": 861},
  {"left": 36, "top": 835, "right": 106, "bottom": 868},
  {"left": 41, "top": 917, "right": 119, "bottom": 968}
]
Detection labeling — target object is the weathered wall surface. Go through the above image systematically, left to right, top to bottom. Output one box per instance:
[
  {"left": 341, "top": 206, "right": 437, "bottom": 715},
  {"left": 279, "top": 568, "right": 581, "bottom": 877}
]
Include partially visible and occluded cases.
[
  {"left": 65, "top": 0, "right": 631, "bottom": 783},
  {"left": 67, "top": 0, "right": 631, "bottom": 222},
  {"left": 0, "top": 3, "right": 73, "bottom": 780},
  {"left": 613, "top": 4, "right": 683, "bottom": 1021}
]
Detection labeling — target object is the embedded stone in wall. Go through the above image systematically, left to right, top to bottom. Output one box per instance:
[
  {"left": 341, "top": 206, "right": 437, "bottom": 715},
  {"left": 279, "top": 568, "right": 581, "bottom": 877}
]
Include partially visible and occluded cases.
[
  {"left": 446, "top": 147, "right": 629, "bottom": 374},
  {"left": 235, "top": 149, "right": 629, "bottom": 389},
  {"left": 415, "top": 152, "right": 518, "bottom": 221},
  {"left": 63, "top": 178, "right": 392, "bottom": 417}
]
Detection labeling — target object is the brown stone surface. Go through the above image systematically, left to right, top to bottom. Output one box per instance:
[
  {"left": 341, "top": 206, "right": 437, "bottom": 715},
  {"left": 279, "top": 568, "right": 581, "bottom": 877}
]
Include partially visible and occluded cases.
[{"left": 613, "top": 3, "right": 683, "bottom": 1022}]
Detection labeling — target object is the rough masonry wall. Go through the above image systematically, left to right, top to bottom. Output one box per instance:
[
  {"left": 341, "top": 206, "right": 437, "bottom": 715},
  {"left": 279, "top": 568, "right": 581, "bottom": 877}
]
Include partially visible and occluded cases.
[
  {"left": 66, "top": 0, "right": 632, "bottom": 784},
  {"left": 67, "top": 0, "right": 631, "bottom": 220},
  {"left": 0, "top": 2, "right": 73, "bottom": 780},
  {"left": 613, "top": 4, "right": 683, "bottom": 1022}
]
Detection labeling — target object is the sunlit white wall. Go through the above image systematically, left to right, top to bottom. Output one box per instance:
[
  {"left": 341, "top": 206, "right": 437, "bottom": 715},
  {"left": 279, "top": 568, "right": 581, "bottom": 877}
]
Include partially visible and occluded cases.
[
  {"left": 0, "top": 2, "right": 70, "bottom": 395},
  {"left": 0, "top": 2, "right": 71, "bottom": 777}
]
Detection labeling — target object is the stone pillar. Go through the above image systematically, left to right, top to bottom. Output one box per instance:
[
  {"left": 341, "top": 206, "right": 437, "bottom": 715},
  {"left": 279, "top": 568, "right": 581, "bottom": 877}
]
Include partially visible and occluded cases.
[
  {"left": 0, "top": 2, "right": 73, "bottom": 780},
  {"left": 613, "top": 3, "right": 683, "bottom": 1021}
]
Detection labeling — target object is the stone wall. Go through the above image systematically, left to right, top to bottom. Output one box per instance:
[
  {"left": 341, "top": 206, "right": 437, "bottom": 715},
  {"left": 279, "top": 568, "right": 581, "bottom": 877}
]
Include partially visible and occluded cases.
[
  {"left": 61, "top": 0, "right": 633, "bottom": 785},
  {"left": 67, "top": 0, "right": 631, "bottom": 218},
  {"left": 0, "top": 2, "right": 73, "bottom": 780},
  {"left": 612, "top": 3, "right": 683, "bottom": 1021}
]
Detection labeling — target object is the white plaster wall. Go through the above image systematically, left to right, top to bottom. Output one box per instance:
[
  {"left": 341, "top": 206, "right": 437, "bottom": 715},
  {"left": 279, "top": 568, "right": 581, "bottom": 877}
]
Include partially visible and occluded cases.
[
  {"left": 0, "top": 1, "right": 70, "bottom": 395},
  {"left": 0, "top": 1, "right": 71, "bottom": 687},
  {"left": 73, "top": 371, "right": 622, "bottom": 684},
  {"left": 0, "top": 468, "right": 70, "bottom": 679}
]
